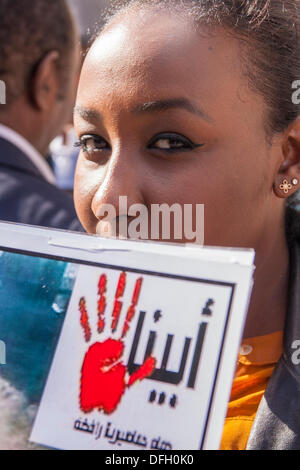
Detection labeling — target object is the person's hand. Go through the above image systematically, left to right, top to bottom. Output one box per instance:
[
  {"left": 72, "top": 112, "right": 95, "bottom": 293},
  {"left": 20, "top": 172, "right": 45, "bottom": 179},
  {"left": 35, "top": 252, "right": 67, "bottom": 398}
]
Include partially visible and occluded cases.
[{"left": 79, "top": 273, "right": 155, "bottom": 414}]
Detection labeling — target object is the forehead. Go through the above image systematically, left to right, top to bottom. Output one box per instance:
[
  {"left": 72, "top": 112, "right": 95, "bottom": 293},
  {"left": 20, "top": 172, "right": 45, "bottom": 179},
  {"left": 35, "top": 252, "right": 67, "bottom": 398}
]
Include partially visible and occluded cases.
[{"left": 76, "top": 9, "right": 261, "bottom": 124}]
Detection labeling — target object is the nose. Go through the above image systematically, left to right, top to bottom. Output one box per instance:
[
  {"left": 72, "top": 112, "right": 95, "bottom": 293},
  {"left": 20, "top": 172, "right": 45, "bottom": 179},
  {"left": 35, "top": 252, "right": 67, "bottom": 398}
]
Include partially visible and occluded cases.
[{"left": 91, "top": 147, "right": 144, "bottom": 223}]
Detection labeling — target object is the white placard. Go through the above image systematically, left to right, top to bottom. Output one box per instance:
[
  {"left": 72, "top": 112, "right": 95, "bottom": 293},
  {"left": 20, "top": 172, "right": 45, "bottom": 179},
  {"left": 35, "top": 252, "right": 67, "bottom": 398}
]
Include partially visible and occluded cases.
[{"left": 27, "top": 238, "right": 254, "bottom": 451}]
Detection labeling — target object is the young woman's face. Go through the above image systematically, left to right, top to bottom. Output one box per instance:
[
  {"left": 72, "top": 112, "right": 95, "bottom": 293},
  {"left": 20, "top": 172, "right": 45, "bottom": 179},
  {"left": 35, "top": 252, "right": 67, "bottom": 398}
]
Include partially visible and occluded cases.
[{"left": 74, "top": 10, "right": 284, "bottom": 249}]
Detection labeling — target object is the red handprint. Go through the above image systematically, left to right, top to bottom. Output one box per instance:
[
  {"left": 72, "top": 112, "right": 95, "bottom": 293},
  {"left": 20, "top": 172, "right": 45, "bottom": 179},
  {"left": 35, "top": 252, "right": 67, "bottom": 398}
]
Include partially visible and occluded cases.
[{"left": 79, "top": 272, "right": 156, "bottom": 414}]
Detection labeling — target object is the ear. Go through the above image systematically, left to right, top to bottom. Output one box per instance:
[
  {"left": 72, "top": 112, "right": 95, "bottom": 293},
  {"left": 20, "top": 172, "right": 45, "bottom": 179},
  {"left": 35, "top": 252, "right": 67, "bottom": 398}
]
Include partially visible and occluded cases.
[
  {"left": 29, "top": 51, "right": 61, "bottom": 111},
  {"left": 274, "top": 116, "right": 300, "bottom": 199}
]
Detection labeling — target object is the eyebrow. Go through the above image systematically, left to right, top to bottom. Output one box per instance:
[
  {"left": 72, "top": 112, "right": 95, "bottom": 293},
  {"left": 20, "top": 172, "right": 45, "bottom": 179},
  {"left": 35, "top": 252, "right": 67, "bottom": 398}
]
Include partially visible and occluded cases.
[
  {"left": 74, "top": 98, "right": 212, "bottom": 122},
  {"left": 133, "top": 98, "right": 212, "bottom": 121},
  {"left": 74, "top": 106, "right": 102, "bottom": 122}
]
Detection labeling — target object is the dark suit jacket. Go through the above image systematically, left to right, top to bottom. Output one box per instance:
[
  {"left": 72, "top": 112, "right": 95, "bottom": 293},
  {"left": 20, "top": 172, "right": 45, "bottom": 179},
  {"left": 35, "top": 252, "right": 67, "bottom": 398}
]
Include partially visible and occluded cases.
[{"left": 0, "top": 137, "right": 83, "bottom": 231}]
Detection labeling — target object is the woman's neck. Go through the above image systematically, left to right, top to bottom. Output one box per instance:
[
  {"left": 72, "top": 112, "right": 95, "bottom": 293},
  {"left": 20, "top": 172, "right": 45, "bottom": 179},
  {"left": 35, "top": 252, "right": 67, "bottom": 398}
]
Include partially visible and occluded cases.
[{"left": 242, "top": 218, "right": 290, "bottom": 339}]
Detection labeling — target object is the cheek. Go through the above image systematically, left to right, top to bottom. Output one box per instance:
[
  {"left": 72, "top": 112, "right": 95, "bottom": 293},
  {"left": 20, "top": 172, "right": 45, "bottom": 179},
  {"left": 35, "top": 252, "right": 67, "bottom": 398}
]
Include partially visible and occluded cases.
[
  {"left": 150, "top": 155, "right": 268, "bottom": 248},
  {"left": 74, "top": 159, "right": 98, "bottom": 233},
  {"left": 201, "top": 172, "right": 269, "bottom": 248}
]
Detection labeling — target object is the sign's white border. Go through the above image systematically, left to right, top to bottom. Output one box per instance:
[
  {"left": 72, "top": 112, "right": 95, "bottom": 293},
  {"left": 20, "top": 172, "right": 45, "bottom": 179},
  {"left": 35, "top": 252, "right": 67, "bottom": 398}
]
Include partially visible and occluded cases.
[{"left": 0, "top": 221, "right": 255, "bottom": 450}]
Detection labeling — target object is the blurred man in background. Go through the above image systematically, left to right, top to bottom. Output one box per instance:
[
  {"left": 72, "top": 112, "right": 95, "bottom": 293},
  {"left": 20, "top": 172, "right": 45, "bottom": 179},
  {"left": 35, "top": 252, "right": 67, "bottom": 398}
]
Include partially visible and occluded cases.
[
  {"left": 0, "top": 0, "right": 82, "bottom": 230},
  {"left": 49, "top": 0, "right": 109, "bottom": 196}
]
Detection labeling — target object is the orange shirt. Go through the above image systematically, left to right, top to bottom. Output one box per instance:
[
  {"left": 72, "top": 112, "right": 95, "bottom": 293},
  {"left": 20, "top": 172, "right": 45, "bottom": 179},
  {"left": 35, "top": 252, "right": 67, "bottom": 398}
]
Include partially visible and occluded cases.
[{"left": 220, "top": 331, "right": 283, "bottom": 450}]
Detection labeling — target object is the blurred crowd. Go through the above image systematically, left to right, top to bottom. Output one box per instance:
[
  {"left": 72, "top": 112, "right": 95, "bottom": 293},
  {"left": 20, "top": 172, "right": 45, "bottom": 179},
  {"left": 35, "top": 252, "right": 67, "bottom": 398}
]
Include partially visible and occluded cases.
[{"left": 0, "top": 0, "right": 108, "bottom": 232}]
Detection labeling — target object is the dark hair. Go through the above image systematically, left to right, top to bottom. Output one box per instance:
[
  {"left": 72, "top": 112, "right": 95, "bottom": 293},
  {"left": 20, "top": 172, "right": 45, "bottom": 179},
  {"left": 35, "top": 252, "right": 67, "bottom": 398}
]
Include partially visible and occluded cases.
[
  {"left": 0, "top": 0, "right": 77, "bottom": 105},
  {"left": 99, "top": 0, "right": 300, "bottom": 137}
]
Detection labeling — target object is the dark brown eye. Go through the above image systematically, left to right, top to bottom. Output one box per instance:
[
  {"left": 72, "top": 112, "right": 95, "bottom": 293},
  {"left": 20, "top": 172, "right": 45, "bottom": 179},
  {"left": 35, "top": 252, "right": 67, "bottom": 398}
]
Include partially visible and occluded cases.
[
  {"left": 148, "top": 133, "right": 203, "bottom": 152},
  {"left": 75, "top": 135, "right": 109, "bottom": 155},
  {"left": 154, "top": 138, "right": 187, "bottom": 149}
]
